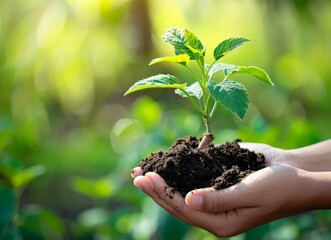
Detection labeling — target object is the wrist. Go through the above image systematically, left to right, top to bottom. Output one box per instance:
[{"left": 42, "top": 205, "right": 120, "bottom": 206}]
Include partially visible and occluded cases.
[
  {"left": 287, "top": 140, "right": 331, "bottom": 172},
  {"left": 284, "top": 149, "right": 311, "bottom": 171},
  {"left": 305, "top": 171, "right": 331, "bottom": 209}
]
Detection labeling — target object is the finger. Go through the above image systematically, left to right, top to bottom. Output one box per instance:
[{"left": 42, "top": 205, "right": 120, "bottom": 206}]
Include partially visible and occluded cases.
[
  {"left": 237, "top": 142, "right": 280, "bottom": 166},
  {"left": 237, "top": 142, "right": 269, "bottom": 158},
  {"left": 186, "top": 166, "right": 280, "bottom": 213},
  {"left": 131, "top": 167, "right": 144, "bottom": 178},
  {"left": 184, "top": 168, "right": 272, "bottom": 213},
  {"left": 135, "top": 172, "right": 257, "bottom": 237},
  {"left": 140, "top": 172, "right": 223, "bottom": 228},
  {"left": 142, "top": 172, "right": 192, "bottom": 221},
  {"left": 185, "top": 185, "right": 248, "bottom": 212}
]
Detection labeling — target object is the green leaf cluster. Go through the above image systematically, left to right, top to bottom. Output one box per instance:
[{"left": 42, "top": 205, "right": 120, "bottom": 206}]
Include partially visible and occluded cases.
[
  {"left": 125, "top": 27, "right": 274, "bottom": 134},
  {"left": 0, "top": 156, "right": 46, "bottom": 189}
]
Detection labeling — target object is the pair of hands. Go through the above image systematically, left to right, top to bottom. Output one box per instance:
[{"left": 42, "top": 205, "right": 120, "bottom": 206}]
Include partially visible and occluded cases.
[{"left": 131, "top": 142, "right": 329, "bottom": 237}]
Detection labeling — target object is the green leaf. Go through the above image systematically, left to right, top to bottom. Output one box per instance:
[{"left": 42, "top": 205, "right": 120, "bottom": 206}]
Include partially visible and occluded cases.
[
  {"left": 162, "top": 27, "right": 204, "bottom": 60},
  {"left": 162, "top": 27, "right": 186, "bottom": 49},
  {"left": 163, "top": 27, "right": 189, "bottom": 57},
  {"left": 184, "top": 29, "right": 204, "bottom": 55},
  {"left": 214, "top": 37, "right": 250, "bottom": 60},
  {"left": 149, "top": 54, "right": 190, "bottom": 66},
  {"left": 206, "top": 63, "right": 237, "bottom": 78},
  {"left": 225, "top": 66, "right": 274, "bottom": 85},
  {"left": 124, "top": 74, "right": 186, "bottom": 95},
  {"left": 208, "top": 80, "right": 249, "bottom": 120},
  {"left": 175, "top": 82, "right": 203, "bottom": 99},
  {"left": 0, "top": 156, "right": 22, "bottom": 184},
  {"left": 11, "top": 165, "right": 46, "bottom": 188},
  {"left": 71, "top": 176, "right": 115, "bottom": 199},
  {"left": 20, "top": 205, "right": 65, "bottom": 237}
]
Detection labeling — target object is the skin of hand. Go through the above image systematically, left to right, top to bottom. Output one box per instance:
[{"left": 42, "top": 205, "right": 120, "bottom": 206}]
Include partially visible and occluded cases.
[
  {"left": 240, "top": 140, "right": 331, "bottom": 172},
  {"left": 131, "top": 141, "right": 331, "bottom": 237}
]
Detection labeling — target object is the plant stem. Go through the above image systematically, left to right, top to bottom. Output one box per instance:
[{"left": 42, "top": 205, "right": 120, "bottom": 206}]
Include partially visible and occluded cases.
[
  {"left": 185, "top": 57, "right": 217, "bottom": 149},
  {"left": 197, "top": 57, "right": 215, "bottom": 148},
  {"left": 205, "top": 59, "right": 218, "bottom": 77},
  {"left": 184, "top": 65, "right": 202, "bottom": 84},
  {"left": 180, "top": 90, "right": 205, "bottom": 117},
  {"left": 210, "top": 102, "right": 218, "bottom": 118},
  {"left": 203, "top": 115, "right": 211, "bottom": 134},
  {"left": 198, "top": 133, "right": 214, "bottom": 150}
]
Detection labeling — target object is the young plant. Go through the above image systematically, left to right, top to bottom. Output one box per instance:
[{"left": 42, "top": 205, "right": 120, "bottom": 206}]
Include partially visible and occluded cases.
[{"left": 125, "top": 27, "right": 273, "bottom": 149}]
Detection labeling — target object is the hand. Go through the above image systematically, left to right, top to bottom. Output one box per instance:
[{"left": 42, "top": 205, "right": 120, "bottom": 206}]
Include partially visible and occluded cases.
[
  {"left": 131, "top": 141, "right": 331, "bottom": 237},
  {"left": 238, "top": 142, "right": 304, "bottom": 169},
  {"left": 132, "top": 164, "right": 315, "bottom": 237}
]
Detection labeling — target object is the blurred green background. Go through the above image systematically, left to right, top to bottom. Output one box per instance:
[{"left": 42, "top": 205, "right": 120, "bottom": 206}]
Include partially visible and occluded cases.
[{"left": 1, "top": 0, "right": 331, "bottom": 239}]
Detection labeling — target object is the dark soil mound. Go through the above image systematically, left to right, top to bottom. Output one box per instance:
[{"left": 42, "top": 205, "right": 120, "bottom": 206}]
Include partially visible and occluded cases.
[{"left": 138, "top": 136, "right": 265, "bottom": 197}]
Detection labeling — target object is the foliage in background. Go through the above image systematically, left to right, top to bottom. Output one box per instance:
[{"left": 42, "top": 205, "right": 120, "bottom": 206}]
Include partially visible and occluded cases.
[{"left": 0, "top": 0, "right": 330, "bottom": 239}]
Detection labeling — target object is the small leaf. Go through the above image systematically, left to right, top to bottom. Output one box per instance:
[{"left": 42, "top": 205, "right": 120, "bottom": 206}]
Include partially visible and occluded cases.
[
  {"left": 162, "top": 27, "right": 204, "bottom": 60},
  {"left": 162, "top": 27, "right": 186, "bottom": 49},
  {"left": 163, "top": 27, "right": 190, "bottom": 57},
  {"left": 184, "top": 29, "right": 205, "bottom": 57},
  {"left": 214, "top": 37, "right": 250, "bottom": 60},
  {"left": 149, "top": 54, "right": 190, "bottom": 66},
  {"left": 206, "top": 63, "right": 237, "bottom": 77},
  {"left": 224, "top": 66, "right": 237, "bottom": 77},
  {"left": 225, "top": 66, "right": 274, "bottom": 85},
  {"left": 124, "top": 74, "right": 186, "bottom": 95},
  {"left": 208, "top": 80, "right": 249, "bottom": 120},
  {"left": 175, "top": 82, "right": 203, "bottom": 99}
]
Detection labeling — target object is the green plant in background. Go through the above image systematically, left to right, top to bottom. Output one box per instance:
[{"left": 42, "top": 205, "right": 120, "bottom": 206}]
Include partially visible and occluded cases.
[
  {"left": 1, "top": 0, "right": 330, "bottom": 238},
  {"left": 125, "top": 27, "right": 274, "bottom": 149},
  {"left": 0, "top": 155, "right": 47, "bottom": 239}
]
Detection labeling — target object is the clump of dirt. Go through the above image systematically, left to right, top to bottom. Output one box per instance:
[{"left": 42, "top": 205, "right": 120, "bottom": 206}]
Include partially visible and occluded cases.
[{"left": 138, "top": 136, "right": 265, "bottom": 197}]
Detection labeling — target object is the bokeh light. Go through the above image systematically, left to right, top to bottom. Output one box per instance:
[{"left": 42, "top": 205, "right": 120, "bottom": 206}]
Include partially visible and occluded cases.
[{"left": 1, "top": 0, "right": 331, "bottom": 239}]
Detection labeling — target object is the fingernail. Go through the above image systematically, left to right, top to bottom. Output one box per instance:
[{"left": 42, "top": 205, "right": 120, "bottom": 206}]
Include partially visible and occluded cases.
[
  {"left": 130, "top": 169, "right": 136, "bottom": 178},
  {"left": 133, "top": 176, "right": 146, "bottom": 191},
  {"left": 188, "top": 194, "right": 203, "bottom": 209}
]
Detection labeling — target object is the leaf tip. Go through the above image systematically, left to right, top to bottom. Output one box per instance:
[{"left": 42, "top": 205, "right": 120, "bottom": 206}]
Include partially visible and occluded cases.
[
  {"left": 124, "top": 88, "right": 134, "bottom": 96},
  {"left": 236, "top": 112, "right": 246, "bottom": 121}
]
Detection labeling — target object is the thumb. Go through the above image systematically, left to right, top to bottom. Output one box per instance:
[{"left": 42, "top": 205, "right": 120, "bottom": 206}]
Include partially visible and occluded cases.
[{"left": 185, "top": 185, "right": 255, "bottom": 213}]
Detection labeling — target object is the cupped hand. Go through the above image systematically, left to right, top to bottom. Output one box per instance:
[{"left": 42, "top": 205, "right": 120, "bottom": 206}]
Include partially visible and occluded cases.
[{"left": 132, "top": 163, "right": 314, "bottom": 237}]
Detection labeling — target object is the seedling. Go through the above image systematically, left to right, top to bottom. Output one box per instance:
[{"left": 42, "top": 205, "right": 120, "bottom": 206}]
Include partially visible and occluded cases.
[{"left": 125, "top": 27, "right": 273, "bottom": 149}]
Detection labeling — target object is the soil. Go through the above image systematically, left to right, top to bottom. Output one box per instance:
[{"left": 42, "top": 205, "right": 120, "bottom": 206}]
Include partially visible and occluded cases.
[{"left": 138, "top": 136, "right": 265, "bottom": 197}]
